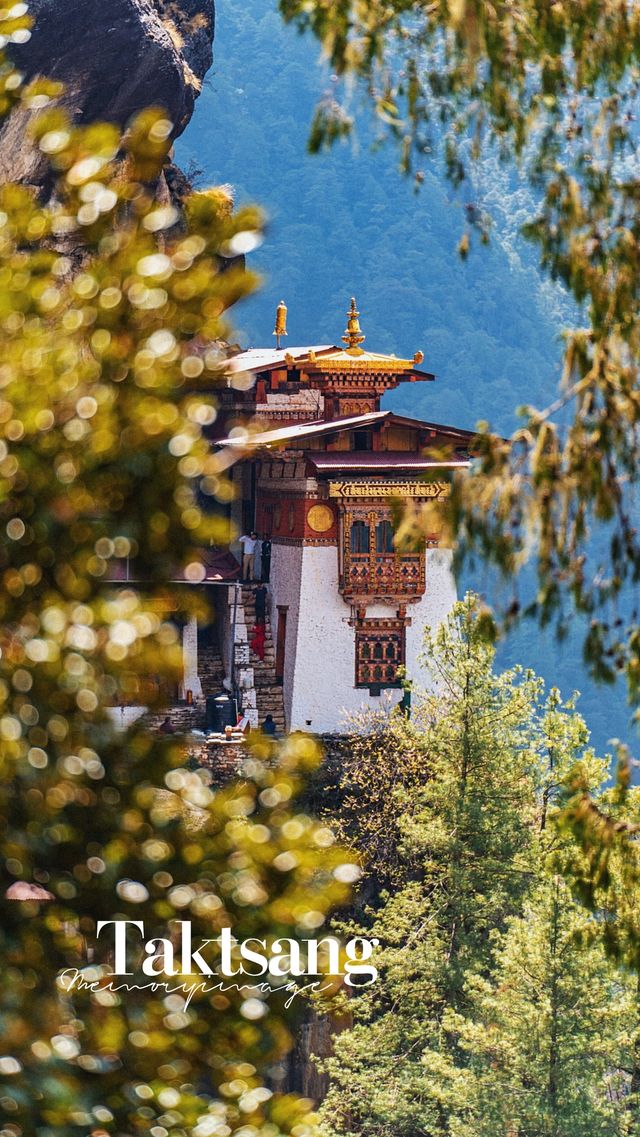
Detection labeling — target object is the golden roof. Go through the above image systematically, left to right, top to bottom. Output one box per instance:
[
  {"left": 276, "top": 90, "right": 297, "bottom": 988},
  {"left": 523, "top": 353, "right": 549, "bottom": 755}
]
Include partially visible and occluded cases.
[
  {"left": 302, "top": 297, "right": 424, "bottom": 373},
  {"left": 230, "top": 299, "right": 427, "bottom": 378},
  {"left": 304, "top": 349, "right": 421, "bottom": 374}
]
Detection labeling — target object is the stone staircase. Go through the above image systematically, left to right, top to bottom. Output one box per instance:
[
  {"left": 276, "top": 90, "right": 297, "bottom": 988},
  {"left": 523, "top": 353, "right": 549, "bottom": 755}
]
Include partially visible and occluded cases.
[
  {"left": 241, "top": 585, "right": 286, "bottom": 734},
  {"left": 138, "top": 643, "right": 223, "bottom": 735},
  {"left": 198, "top": 644, "right": 224, "bottom": 698}
]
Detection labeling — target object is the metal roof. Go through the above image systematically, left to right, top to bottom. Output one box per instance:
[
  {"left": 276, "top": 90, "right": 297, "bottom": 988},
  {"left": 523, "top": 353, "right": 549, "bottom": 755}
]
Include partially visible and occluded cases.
[
  {"left": 227, "top": 346, "right": 335, "bottom": 373},
  {"left": 220, "top": 410, "right": 476, "bottom": 450},
  {"left": 221, "top": 410, "right": 389, "bottom": 448},
  {"left": 378, "top": 412, "right": 477, "bottom": 440},
  {"left": 306, "top": 452, "right": 470, "bottom": 473}
]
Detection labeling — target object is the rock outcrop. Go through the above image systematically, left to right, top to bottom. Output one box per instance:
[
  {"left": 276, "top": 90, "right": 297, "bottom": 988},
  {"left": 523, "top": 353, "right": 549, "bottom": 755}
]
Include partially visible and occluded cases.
[{"left": 0, "top": 0, "right": 215, "bottom": 197}]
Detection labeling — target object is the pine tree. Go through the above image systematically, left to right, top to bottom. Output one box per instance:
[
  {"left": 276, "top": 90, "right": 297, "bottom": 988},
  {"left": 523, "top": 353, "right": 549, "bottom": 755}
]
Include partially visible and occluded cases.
[
  {"left": 319, "top": 597, "right": 545, "bottom": 1137},
  {"left": 318, "top": 601, "right": 637, "bottom": 1137},
  {"left": 443, "top": 662, "right": 640, "bottom": 1137},
  {"left": 557, "top": 755, "right": 640, "bottom": 1129},
  {"left": 451, "top": 874, "right": 632, "bottom": 1137}
]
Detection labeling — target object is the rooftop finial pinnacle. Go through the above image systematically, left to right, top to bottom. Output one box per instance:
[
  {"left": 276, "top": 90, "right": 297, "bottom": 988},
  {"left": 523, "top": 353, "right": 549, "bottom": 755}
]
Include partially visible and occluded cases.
[
  {"left": 342, "top": 297, "right": 366, "bottom": 354},
  {"left": 273, "top": 300, "right": 288, "bottom": 349}
]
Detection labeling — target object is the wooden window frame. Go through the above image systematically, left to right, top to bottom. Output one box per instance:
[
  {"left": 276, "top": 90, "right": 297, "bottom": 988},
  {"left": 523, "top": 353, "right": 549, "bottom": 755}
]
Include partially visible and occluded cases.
[{"left": 353, "top": 615, "right": 408, "bottom": 692}]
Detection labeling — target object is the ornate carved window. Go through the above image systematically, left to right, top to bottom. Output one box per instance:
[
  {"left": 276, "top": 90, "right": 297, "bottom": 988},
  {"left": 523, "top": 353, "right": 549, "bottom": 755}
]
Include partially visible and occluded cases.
[
  {"left": 340, "top": 506, "right": 426, "bottom": 600},
  {"left": 376, "top": 518, "right": 394, "bottom": 554},
  {"left": 350, "top": 519, "right": 370, "bottom": 553},
  {"left": 354, "top": 616, "right": 407, "bottom": 690}
]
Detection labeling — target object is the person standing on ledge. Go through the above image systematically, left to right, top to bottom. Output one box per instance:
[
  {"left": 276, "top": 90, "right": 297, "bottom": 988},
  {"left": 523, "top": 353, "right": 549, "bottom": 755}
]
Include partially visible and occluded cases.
[
  {"left": 238, "top": 531, "right": 258, "bottom": 581},
  {"left": 261, "top": 536, "right": 272, "bottom": 582},
  {"left": 254, "top": 582, "right": 267, "bottom": 622}
]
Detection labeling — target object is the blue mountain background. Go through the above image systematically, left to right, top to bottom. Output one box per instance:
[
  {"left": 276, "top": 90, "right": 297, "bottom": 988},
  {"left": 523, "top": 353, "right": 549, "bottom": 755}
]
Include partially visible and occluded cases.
[{"left": 176, "top": 0, "right": 634, "bottom": 759}]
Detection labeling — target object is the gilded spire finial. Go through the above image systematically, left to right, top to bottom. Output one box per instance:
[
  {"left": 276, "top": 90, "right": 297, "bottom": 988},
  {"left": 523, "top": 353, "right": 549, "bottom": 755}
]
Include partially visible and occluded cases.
[
  {"left": 342, "top": 297, "right": 366, "bottom": 354},
  {"left": 273, "top": 300, "right": 288, "bottom": 349}
]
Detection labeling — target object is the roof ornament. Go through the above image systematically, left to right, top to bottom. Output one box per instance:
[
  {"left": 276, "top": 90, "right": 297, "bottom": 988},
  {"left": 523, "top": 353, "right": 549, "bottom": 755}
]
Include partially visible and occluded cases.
[
  {"left": 342, "top": 297, "right": 366, "bottom": 354},
  {"left": 273, "top": 300, "right": 288, "bottom": 349}
]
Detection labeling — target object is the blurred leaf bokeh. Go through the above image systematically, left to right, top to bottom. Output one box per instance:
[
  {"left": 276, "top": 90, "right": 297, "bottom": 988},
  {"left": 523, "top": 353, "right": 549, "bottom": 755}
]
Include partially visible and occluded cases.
[{"left": 0, "top": 9, "right": 353, "bottom": 1134}]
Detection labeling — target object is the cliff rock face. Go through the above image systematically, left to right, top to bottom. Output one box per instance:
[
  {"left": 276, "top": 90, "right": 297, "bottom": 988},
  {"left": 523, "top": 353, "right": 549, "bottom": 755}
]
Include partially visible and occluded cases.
[{"left": 0, "top": 0, "right": 215, "bottom": 195}]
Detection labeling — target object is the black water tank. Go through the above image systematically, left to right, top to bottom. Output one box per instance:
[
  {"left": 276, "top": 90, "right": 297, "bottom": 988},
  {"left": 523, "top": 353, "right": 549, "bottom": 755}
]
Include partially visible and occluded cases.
[{"left": 206, "top": 693, "right": 237, "bottom": 732}]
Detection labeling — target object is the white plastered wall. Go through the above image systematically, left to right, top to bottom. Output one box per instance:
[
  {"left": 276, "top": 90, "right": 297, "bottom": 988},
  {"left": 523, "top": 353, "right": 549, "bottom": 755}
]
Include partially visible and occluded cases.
[
  {"left": 268, "top": 542, "right": 457, "bottom": 733},
  {"left": 267, "top": 543, "right": 304, "bottom": 730},
  {"left": 180, "top": 615, "right": 203, "bottom": 699}
]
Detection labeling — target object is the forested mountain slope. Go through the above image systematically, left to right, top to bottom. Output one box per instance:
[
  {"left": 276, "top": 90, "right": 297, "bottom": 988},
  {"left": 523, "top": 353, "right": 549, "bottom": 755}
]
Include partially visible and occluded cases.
[{"left": 176, "top": 0, "right": 631, "bottom": 753}]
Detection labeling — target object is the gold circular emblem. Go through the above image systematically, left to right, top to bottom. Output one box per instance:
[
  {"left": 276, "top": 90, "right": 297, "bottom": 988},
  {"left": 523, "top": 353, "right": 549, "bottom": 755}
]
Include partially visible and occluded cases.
[{"left": 307, "top": 504, "right": 334, "bottom": 533}]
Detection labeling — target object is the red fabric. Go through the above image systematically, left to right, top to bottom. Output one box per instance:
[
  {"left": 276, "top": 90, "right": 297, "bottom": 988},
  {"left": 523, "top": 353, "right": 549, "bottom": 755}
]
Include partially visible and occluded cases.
[{"left": 250, "top": 621, "right": 266, "bottom": 660}]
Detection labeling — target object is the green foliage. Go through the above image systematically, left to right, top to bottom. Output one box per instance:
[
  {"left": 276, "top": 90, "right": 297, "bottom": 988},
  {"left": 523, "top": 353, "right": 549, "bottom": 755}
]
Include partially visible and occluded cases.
[
  {"left": 0, "top": 13, "right": 353, "bottom": 1134},
  {"left": 317, "top": 599, "right": 640, "bottom": 1137},
  {"left": 314, "top": 711, "right": 430, "bottom": 893},
  {"left": 2, "top": 733, "right": 354, "bottom": 1133},
  {"left": 558, "top": 747, "right": 640, "bottom": 967},
  {"left": 450, "top": 876, "right": 633, "bottom": 1137}
]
